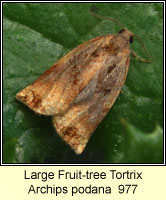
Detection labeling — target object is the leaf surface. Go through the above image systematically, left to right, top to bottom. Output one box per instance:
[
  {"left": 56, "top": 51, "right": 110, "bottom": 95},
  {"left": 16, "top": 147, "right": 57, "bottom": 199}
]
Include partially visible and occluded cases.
[{"left": 3, "top": 3, "right": 163, "bottom": 163}]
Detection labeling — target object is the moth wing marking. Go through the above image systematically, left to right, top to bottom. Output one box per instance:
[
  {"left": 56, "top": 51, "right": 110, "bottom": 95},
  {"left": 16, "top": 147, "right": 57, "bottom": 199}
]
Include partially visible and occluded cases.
[
  {"left": 16, "top": 35, "right": 114, "bottom": 116},
  {"left": 53, "top": 48, "right": 130, "bottom": 154}
]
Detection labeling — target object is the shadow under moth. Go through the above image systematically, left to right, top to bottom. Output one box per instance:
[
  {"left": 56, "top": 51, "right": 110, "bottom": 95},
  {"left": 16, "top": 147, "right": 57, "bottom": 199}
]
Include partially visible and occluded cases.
[{"left": 16, "top": 13, "right": 150, "bottom": 154}]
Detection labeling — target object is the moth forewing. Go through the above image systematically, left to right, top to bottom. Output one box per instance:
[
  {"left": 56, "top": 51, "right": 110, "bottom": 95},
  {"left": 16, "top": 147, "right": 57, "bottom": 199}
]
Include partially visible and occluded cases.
[
  {"left": 16, "top": 29, "right": 134, "bottom": 154},
  {"left": 16, "top": 35, "right": 112, "bottom": 115}
]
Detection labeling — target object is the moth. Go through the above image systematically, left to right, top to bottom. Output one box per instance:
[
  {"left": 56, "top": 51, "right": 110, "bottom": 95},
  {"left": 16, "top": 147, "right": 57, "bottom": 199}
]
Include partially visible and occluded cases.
[{"left": 16, "top": 14, "right": 149, "bottom": 154}]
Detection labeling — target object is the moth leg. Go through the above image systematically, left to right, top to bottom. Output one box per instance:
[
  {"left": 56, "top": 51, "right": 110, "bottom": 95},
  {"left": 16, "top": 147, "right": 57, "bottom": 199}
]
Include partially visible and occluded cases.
[
  {"left": 131, "top": 50, "right": 151, "bottom": 63},
  {"left": 120, "top": 89, "right": 125, "bottom": 94}
]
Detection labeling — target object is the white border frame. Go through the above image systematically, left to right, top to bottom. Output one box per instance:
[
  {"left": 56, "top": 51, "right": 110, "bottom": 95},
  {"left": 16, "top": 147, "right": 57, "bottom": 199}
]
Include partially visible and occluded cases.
[{"left": 1, "top": 0, "right": 165, "bottom": 166}]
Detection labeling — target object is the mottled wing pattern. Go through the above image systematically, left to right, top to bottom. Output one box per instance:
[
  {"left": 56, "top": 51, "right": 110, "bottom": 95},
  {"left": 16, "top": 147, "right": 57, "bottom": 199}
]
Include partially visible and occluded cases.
[
  {"left": 16, "top": 29, "right": 133, "bottom": 154},
  {"left": 53, "top": 30, "right": 132, "bottom": 154},
  {"left": 16, "top": 35, "right": 114, "bottom": 115}
]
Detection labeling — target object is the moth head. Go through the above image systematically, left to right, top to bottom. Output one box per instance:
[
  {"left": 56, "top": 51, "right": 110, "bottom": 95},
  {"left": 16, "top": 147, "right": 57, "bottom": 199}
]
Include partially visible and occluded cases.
[
  {"left": 90, "top": 11, "right": 151, "bottom": 62},
  {"left": 118, "top": 28, "right": 134, "bottom": 44},
  {"left": 118, "top": 29, "right": 125, "bottom": 34},
  {"left": 129, "top": 36, "right": 134, "bottom": 43}
]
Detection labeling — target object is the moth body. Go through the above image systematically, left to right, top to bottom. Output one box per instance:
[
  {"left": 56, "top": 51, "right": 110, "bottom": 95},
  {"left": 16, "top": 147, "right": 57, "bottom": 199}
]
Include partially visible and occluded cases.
[{"left": 16, "top": 29, "right": 134, "bottom": 154}]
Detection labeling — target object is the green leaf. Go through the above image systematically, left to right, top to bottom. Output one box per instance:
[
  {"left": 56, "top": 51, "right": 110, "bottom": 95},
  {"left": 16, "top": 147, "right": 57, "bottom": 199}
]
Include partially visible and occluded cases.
[
  {"left": 3, "top": 3, "right": 163, "bottom": 163},
  {"left": 115, "top": 121, "right": 163, "bottom": 163}
]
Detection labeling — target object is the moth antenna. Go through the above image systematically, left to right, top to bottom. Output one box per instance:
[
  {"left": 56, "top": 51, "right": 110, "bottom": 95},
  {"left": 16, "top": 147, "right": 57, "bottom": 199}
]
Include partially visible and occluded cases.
[
  {"left": 90, "top": 11, "right": 126, "bottom": 29},
  {"left": 90, "top": 11, "right": 151, "bottom": 63},
  {"left": 134, "top": 34, "right": 151, "bottom": 61},
  {"left": 131, "top": 50, "right": 151, "bottom": 63}
]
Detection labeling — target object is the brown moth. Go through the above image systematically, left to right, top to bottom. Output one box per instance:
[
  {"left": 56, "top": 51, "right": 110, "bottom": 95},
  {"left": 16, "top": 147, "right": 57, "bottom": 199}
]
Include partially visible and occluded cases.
[{"left": 16, "top": 16, "right": 148, "bottom": 154}]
